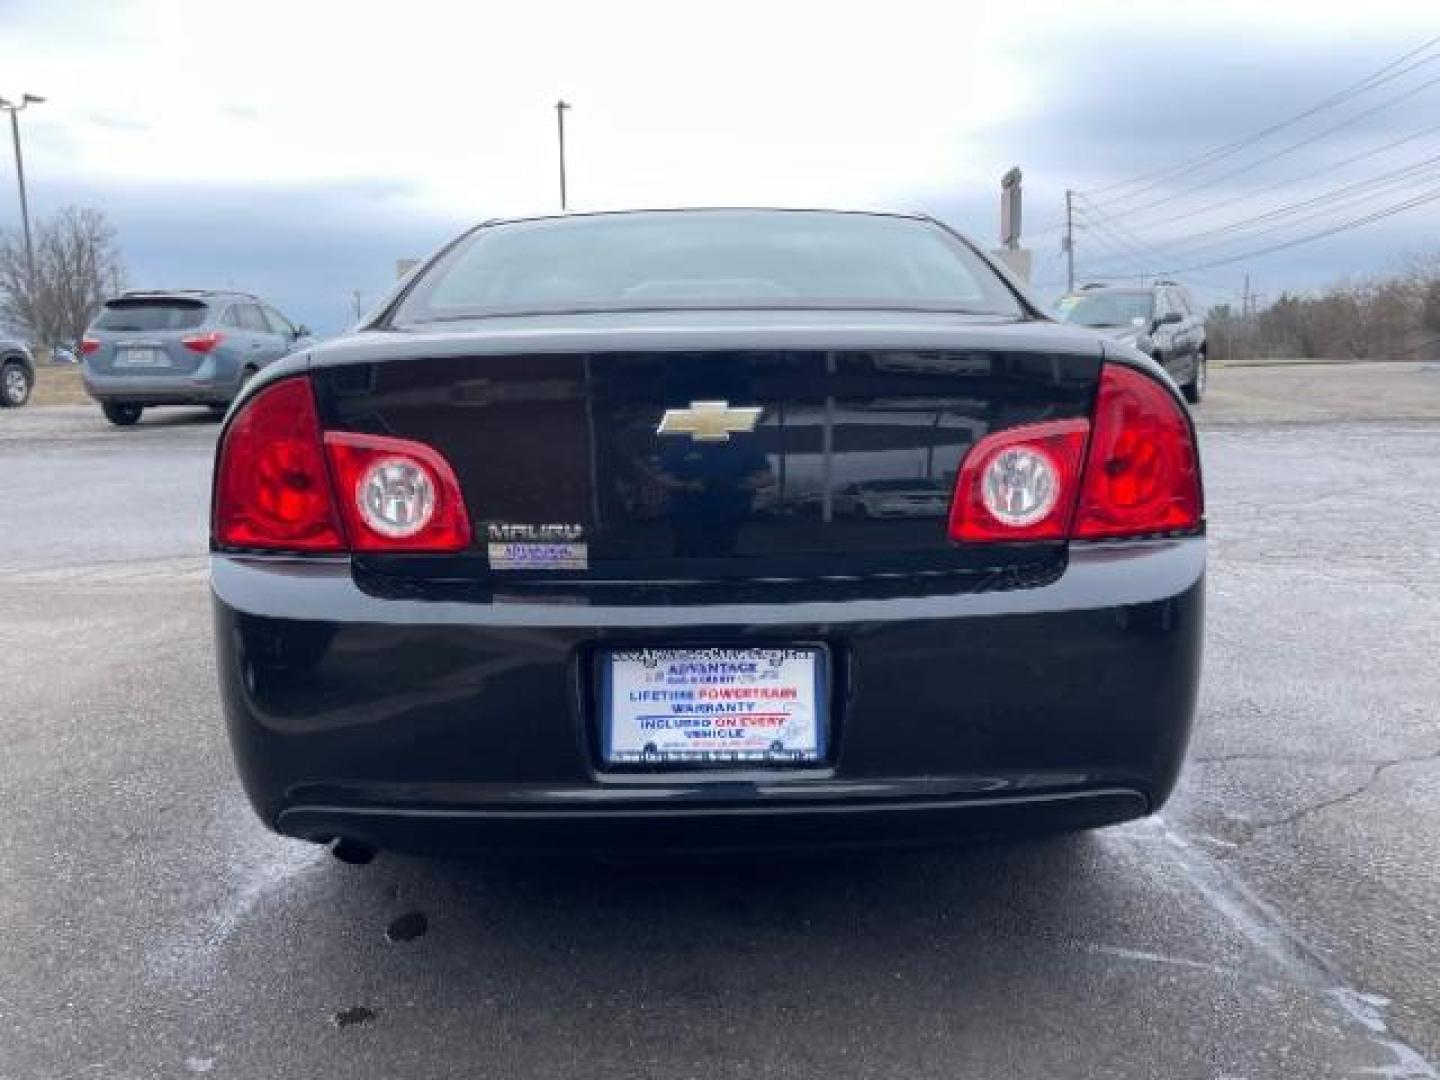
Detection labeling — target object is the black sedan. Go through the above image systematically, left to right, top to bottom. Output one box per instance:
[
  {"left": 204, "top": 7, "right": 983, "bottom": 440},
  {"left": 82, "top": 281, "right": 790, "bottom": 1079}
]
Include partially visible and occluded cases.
[{"left": 211, "top": 208, "right": 1204, "bottom": 859}]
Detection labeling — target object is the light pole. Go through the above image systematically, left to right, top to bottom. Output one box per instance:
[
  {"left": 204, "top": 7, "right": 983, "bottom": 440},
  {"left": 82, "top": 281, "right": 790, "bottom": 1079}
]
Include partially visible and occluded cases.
[
  {"left": 0, "top": 93, "right": 45, "bottom": 289},
  {"left": 555, "top": 100, "right": 570, "bottom": 211},
  {"left": 1063, "top": 189, "right": 1075, "bottom": 293}
]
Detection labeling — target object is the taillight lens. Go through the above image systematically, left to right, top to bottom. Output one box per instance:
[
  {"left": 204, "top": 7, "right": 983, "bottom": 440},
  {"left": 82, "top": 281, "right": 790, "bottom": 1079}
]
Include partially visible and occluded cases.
[
  {"left": 181, "top": 330, "right": 225, "bottom": 354},
  {"left": 80, "top": 336, "right": 101, "bottom": 356},
  {"left": 948, "top": 363, "right": 1202, "bottom": 544},
  {"left": 1074, "top": 364, "right": 1202, "bottom": 539},
  {"left": 213, "top": 377, "right": 346, "bottom": 551},
  {"left": 213, "top": 378, "right": 474, "bottom": 554},
  {"left": 948, "top": 420, "right": 1089, "bottom": 542},
  {"left": 324, "top": 432, "right": 471, "bottom": 552}
]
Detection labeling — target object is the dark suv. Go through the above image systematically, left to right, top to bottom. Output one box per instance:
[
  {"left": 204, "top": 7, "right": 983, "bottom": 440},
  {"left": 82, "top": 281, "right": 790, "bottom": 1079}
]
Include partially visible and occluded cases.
[
  {"left": 1054, "top": 281, "right": 1207, "bottom": 403},
  {"left": 81, "top": 290, "right": 311, "bottom": 426}
]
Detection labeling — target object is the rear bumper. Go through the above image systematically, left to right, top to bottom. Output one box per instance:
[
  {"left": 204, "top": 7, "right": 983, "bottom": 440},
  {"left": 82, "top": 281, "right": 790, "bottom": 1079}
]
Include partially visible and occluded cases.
[
  {"left": 82, "top": 358, "right": 240, "bottom": 404},
  {"left": 212, "top": 537, "right": 1204, "bottom": 854},
  {"left": 278, "top": 789, "right": 1148, "bottom": 856}
]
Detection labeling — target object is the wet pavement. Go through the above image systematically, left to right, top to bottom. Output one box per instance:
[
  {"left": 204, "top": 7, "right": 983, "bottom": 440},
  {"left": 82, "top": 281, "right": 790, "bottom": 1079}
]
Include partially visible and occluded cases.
[{"left": 2, "top": 383, "right": 1438, "bottom": 1078}]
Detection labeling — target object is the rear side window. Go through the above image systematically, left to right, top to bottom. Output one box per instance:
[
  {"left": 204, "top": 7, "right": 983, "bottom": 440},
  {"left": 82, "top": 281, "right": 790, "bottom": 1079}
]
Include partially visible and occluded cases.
[
  {"left": 93, "top": 299, "right": 207, "bottom": 332},
  {"left": 237, "top": 305, "right": 269, "bottom": 332},
  {"left": 261, "top": 307, "right": 294, "bottom": 336}
]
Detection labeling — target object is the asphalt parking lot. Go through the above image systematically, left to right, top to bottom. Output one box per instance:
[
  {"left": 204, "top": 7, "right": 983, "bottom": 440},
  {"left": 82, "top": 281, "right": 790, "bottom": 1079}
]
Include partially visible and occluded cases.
[{"left": 2, "top": 362, "right": 1438, "bottom": 1079}]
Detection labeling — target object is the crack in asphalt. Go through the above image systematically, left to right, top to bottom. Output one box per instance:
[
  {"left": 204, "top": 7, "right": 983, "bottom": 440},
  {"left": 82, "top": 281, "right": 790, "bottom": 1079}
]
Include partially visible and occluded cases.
[
  {"left": 1209, "top": 747, "right": 1440, "bottom": 840},
  {"left": 1195, "top": 752, "right": 1390, "bottom": 766}
]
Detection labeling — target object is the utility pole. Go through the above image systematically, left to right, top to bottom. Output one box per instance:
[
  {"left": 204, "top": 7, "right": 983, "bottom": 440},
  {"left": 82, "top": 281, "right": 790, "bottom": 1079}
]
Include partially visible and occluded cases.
[
  {"left": 0, "top": 93, "right": 45, "bottom": 293},
  {"left": 555, "top": 100, "right": 571, "bottom": 211},
  {"left": 1063, "top": 189, "right": 1075, "bottom": 292},
  {"left": 1242, "top": 273, "right": 1252, "bottom": 318},
  {"left": 351, "top": 289, "right": 364, "bottom": 321}
]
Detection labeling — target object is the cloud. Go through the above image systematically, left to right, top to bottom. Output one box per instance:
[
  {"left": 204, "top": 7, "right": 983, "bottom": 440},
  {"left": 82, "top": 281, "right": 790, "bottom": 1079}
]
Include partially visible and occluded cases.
[
  {"left": 0, "top": 0, "right": 1437, "bottom": 322},
  {"left": 81, "top": 112, "right": 150, "bottom": 134},
  {"left": 21, "top": 177, "right": 470, "bottom": 335}
]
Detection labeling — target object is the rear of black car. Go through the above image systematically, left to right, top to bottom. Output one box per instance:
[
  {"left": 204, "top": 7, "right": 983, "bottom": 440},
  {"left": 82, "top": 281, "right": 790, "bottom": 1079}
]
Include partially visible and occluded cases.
[{"left": 210, "top": 210, "right": 1203, "bottom": 856}]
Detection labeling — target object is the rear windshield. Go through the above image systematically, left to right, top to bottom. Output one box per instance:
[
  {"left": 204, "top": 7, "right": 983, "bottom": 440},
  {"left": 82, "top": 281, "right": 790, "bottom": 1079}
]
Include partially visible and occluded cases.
[
  {"left": 395, "top": 211, "right": 1024, "bottom": 321},
  {"left": 93, "top": 299, "right": 208, "bottom": 332}
]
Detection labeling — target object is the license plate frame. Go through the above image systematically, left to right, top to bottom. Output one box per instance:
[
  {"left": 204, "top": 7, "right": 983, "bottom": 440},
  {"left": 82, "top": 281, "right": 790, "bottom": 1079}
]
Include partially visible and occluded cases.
[{"left": 597, "top": 645, "right": 830, "bottom": 770}]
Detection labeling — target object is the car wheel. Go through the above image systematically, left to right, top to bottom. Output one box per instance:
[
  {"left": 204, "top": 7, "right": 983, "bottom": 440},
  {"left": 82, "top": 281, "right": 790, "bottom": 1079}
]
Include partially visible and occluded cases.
[
  {"left": 1183, "top": 353, "right": 1206, "bottom": 404},
  {"left": 0, "top": 361, "right": 32, "bottom": 407},
  {"left": 101, "top": 402, "right": 144, "bottom": 426}
]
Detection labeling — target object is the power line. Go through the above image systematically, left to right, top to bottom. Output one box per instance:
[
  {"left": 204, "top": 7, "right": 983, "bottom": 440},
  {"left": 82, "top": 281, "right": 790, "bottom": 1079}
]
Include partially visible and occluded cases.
[
  {"left": 1083, "top": 33, "right": 1440, "bottom": 202},
  {"left": 1097, "top": 70, "right": 1440, "bottom": 223},
  {"left": 1109, "top": 117, "right": 1440, "bottom": 236},
  {"left": 1077, "top": 149, "right": 1440, "bottom": 270},
  {"left": 1155, "top": 154, "right": 1440, "bottom": 254},
  {"left": 1137, "top": 182, "right": 1440, "bottom": 276},
  {"left": 1026, "top": 197, "right": 1069, "bottom": 242},
  {"left": 1073, "top": 200, "right": 1165, "bottom": 261},
  {"left": 1068, "top": 210, "right": 1245, "bottom": 290},
  {"left": 1071, "top": 215, "right": 1159, "bottom": 276}
]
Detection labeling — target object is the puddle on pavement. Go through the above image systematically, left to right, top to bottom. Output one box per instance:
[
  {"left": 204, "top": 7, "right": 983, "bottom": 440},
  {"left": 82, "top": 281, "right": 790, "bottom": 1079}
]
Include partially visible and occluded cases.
[
  {"left": 386, "top": 911, "right": 428, "bottom": 942},
  {"left": 332, "top": 1006, "right": 376, "bottom": 1029}
]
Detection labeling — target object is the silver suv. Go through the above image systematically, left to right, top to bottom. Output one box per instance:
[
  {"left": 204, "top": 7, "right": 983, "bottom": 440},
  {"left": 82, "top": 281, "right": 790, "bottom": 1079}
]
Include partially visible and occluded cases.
[
  {"left": 81, "top": 290, "right": 311, "bottom": 426},
  {"left": 0, "top": 337, "right": 35, "bottom": 408}
]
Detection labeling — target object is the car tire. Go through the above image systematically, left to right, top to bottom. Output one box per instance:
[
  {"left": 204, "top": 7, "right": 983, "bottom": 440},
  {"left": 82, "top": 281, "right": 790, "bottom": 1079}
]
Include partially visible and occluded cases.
[
  {"left": 1182, "top": 353, "right": 1206, "bottom": 404},
  {"left": 0, "top": 360, "right": 32, "bottom": 408},
  {"left": 102, "top": 402, "right": 144, "bottom": 427}
]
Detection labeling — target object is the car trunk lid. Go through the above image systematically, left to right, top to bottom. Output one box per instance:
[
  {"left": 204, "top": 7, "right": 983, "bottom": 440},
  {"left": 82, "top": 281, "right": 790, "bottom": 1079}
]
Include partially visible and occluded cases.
[{"left": 308, "top": 312, "right": 1104, "bottom": 588}]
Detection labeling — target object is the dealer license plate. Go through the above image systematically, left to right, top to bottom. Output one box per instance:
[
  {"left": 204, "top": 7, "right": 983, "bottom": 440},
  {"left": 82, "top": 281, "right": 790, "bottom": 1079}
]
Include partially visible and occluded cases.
[{"left": 600, "top": 646, "right": 827, "bottom": 767}]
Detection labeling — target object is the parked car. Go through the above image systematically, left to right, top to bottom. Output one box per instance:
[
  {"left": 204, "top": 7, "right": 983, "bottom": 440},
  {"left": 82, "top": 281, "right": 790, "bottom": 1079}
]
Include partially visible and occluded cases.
[
  {"left": 210, "top": 208, "right": 1204, "bottom": 861},
  {"left": 1054, "top": 281, "right": 1207, "bottom": 403},
  {"left": 80, "top": 290, "right": 311, "bottom": 426},
  {"left": 0, "top": 337, "right": 36, "bottom": 408}
]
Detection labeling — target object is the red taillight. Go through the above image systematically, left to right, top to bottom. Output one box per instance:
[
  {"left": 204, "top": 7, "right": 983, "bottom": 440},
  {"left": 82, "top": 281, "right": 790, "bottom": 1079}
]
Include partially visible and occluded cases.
[
  {"left": 181, "top": 330, "right": 225, "bottom": 354},
  {"left": 80, "top": 336, "right": 101, "bottom": 356},
  {"left": 948, "top": 363, "right": 1202, "bottom": 544},
  {"left": 1074, "top": 364, "right": 1202, "bottom": 539},
  {"left": 213, "top": 377, "right": 346, "bottom": 552},
  {"left": 213, "top": 377, "right": 474, "bottom": 554},
  {"left": 947, "top": 419, "right": 1089, "bottom": 543},
  {"left": 323, "top": 431, "right": 471, "bottom": 552}
]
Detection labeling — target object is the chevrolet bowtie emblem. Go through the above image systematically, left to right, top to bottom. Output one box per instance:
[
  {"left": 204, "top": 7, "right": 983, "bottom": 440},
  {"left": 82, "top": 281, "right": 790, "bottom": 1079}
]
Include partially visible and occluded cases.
[{"left": 656, "top": 400, "right": 763, "bottom": 443}]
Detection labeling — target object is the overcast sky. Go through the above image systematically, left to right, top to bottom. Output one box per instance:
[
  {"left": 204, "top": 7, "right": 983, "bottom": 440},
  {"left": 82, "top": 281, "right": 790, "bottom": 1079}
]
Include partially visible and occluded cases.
[{"left": 1, "top": 0, "right": 1437, "bottom": 332}]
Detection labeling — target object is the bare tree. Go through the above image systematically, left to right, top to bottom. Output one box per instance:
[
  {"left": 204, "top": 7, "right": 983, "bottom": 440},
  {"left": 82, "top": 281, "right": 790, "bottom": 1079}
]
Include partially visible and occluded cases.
[
  {"left": 0, "top": 206, "right": 126, "bottom": 348},
  {"left": 1400, "top": 249, "right": 1440, "bottom": 335},
  {"left": 1214, "top": 262, "right": 1432, "bottom": 362}
]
